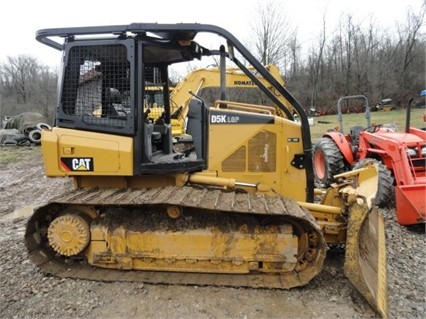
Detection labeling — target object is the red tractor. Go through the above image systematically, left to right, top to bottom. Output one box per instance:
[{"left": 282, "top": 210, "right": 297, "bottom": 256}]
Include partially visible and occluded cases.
[{"left": 313, "top": 95, "right": 426, "bottom": 225}]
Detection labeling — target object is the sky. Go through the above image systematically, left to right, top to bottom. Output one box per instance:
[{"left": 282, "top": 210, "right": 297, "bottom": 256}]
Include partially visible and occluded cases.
[{"left": 0, "top": 0, "right": 423, "bottom": 72}]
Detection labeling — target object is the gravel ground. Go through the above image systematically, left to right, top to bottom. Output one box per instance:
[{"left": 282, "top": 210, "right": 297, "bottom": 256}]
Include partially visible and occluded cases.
[{"left": 0, "top": 147, "right": 424, "bottom": 319}]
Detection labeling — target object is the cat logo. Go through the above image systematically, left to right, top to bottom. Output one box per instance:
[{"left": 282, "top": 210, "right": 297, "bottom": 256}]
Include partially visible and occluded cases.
[{"left": 60, "top": 157, "right": 94, "bottom": 172}]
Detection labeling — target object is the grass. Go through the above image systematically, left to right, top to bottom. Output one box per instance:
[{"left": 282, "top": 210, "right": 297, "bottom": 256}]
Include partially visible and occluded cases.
[
  {"left": 309, "top": 108, "right": 425, "bottom": 143},
  {"left": 0, "top": 146, "right": 41, "bottom": 165},
  {"left": 0, "top": 148, "right": 20, "bottom": 165}
]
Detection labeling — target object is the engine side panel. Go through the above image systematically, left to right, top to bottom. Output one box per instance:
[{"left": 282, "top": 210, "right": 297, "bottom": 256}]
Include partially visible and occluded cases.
[
  {"left": 208, "top": 110, "right": 307, "bottom": 202},
  {"left": 42, "top": 127, "right": 133, "bottom": 176}
]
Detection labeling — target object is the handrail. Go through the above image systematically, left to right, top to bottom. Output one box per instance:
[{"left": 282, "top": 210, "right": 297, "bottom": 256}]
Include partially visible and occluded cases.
[{"left": 213, "top": 100, "right": 275, "bottom": 115}]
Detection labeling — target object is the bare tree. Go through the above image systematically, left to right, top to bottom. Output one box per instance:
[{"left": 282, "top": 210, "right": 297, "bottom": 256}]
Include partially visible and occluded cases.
[
  {"left": 249, "top": 1, "right": 294, "bottom": 70},
  {"left": 394, "top": 2, "right": 426, "bottom": 105},
  {"left": 308, "top": 13, "right": 327, "bottom": 111},
  {"left": 285, "top": 31, "right": 306, "bottom": 100},
  {"left": 287, "top": 32, "right": 302, "bottom": 81},
  {"left": 0, "top": 55, "right": 57, "bottom": 121},
  {"left": 1, "top": 55, "right": 39, "bottom": 104},
  {"left": 33, "top": 65, "right": 58, "bottom": 119}
]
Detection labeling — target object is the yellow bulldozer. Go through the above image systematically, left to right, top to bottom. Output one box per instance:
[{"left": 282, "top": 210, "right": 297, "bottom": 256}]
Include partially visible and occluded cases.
[{"left": 26, "top": 23, "right": 387, "bottom": 318}]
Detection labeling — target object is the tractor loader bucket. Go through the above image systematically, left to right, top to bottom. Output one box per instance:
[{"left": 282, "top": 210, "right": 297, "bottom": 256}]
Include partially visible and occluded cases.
[
  {"left": 341, "top": 165, "right": 388, "bottom": 318},
  {"left": 395, "top": 184, "right": 426, "bottom": 225}
]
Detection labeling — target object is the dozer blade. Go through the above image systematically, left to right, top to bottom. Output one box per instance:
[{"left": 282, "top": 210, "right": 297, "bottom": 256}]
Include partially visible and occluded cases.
[{"left": 343, "top": 165, "right": 388, "bottom": 318}]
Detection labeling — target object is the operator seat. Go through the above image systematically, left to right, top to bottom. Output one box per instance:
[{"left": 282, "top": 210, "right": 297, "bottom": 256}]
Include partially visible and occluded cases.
[
  {"left": 186, "top": 98, "right": 203, "bottom": 159},
  {"left": 144, "top": 123, "right": 154, "bottom": 161},
  {"left": 153, "top": 124, "right": 173, "bottom": 154},
  {"left": 350, "top": 125, "right": 365, "bottom": 139},
  {"left": 350, "top": 125, "right": 365, "bottom": 153}
]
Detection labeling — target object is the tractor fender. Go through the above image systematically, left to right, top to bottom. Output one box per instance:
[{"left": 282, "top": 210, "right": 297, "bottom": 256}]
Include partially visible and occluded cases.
[{"left": 322, "top": 132, "right": 355, "bottom": 165}]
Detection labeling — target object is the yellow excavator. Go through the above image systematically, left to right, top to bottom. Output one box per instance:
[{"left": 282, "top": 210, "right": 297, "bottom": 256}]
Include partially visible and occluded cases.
[
  {"left": 26, "top": 23, "right": 387, "bottom": 318},
  {"left": 146, "top": 64, "right": 293, "bottom": 136}
]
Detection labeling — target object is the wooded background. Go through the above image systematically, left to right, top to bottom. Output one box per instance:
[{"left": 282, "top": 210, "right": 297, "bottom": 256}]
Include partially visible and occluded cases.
[{"left": 0, "top": 2, "right": 424, "bottom": 123}]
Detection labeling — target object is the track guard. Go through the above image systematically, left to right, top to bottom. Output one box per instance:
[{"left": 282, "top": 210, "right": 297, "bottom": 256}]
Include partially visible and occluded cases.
[{"left": 344, "top": 200, "right": 388, "bottom": 318}]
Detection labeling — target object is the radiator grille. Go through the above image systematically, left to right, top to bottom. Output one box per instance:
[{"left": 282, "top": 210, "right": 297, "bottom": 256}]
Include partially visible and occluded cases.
[
  {"left": 221, "top": 131, "right": 277, "bottom": 173},
  {"left": 248, "top": 131, "right": 276, "bottom": 172},
  {"left": 222, "top": 146, "right": 246, "bottom": 172}
]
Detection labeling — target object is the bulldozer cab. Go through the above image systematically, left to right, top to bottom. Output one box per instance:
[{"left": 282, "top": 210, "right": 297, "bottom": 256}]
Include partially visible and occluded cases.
[{"left": 54, "top": 30, "right": 210, "bottom": 174}]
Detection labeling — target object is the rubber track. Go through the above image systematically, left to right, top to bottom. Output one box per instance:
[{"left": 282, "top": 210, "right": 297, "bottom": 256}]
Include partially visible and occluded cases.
[{"left": 25, "top": 186, "right": 326, "bottom": 289}]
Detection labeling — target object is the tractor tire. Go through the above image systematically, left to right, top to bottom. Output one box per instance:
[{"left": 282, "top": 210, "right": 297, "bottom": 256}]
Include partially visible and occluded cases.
[
  {"left": 36, "top": 122, "right": 52, "bottom": 130},
  {"left": 28, "top": 129, "right": 42, "bottom": 144},
  {"left": 313, "top": 137, "right": 346, "bottom": 187},
  {"left": 353, "top": 159, "right": 395, "bottom": 208}
]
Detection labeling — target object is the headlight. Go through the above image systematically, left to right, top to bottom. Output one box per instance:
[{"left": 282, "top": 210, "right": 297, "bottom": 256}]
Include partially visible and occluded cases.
[{"left": 407, "top": 148, "right": 417, "bottom": 157}]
